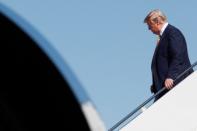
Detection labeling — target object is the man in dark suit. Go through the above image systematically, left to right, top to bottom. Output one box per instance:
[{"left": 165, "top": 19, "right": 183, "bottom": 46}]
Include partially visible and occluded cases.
[{"left": 144, "top": 9, "right": 193, "bottom": 101}]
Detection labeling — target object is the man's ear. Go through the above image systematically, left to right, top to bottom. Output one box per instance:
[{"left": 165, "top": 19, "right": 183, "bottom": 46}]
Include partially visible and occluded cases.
[{"left": 155, "top": 19, "right": 159, "bottom": 25}]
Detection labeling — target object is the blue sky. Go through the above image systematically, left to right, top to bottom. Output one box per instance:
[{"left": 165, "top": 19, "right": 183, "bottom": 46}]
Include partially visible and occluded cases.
[{"left": 1, "top": 0, "right": 197, "bottom": 129}]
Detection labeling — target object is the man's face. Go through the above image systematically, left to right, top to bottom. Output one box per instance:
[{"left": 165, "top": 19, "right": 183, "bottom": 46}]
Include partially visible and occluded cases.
[{"left": 147, "top": 20, "right": 160, "bottom": 35}]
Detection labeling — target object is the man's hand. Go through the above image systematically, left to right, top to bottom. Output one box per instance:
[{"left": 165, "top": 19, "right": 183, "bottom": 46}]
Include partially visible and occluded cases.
[{"left": 164, "top": 78, "right": 174, "bottom": 90}]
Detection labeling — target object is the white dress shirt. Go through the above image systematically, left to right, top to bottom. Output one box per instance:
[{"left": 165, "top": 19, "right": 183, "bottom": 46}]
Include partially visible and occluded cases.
[{"left": 160, "top": 22, "right": 168, "bottom": 36}]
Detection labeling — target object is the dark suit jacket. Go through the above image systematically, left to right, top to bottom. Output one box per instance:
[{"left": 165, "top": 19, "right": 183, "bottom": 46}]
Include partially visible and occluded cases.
[{"left": 151, "top": 24, "right": 192, "bottom": 95}]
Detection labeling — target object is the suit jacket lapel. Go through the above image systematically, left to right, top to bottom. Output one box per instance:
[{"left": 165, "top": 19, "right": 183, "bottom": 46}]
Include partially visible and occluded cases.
[
  {"left": 151, "top": 24, "right": 169, "bottom": 67},
  {"left": 151, "top": 39, "right": 160, "bottom": 70}
]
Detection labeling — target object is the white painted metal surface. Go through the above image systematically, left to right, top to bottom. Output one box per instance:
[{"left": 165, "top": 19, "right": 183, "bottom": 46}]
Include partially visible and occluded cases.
[
  {"left": 121, "top": 71, "right": 197, "bottom": 131},
  {"left": 82, "top": 101, "right": 106, "bottom": 131}
]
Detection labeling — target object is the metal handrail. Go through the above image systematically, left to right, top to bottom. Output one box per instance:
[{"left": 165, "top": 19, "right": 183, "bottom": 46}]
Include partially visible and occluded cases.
[{"left": 109, "top": 61, "right": 197, "bottom": 131}]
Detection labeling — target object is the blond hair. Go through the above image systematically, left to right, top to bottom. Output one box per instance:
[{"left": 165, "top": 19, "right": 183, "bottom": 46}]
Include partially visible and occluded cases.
[{"left": 144, "top": 9, "right": 167, "bottom": 24}]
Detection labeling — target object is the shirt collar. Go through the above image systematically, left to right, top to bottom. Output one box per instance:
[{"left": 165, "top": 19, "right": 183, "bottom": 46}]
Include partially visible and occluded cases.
[{"left": 160, "top": 22, "right": 168, "bottom": 36}]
